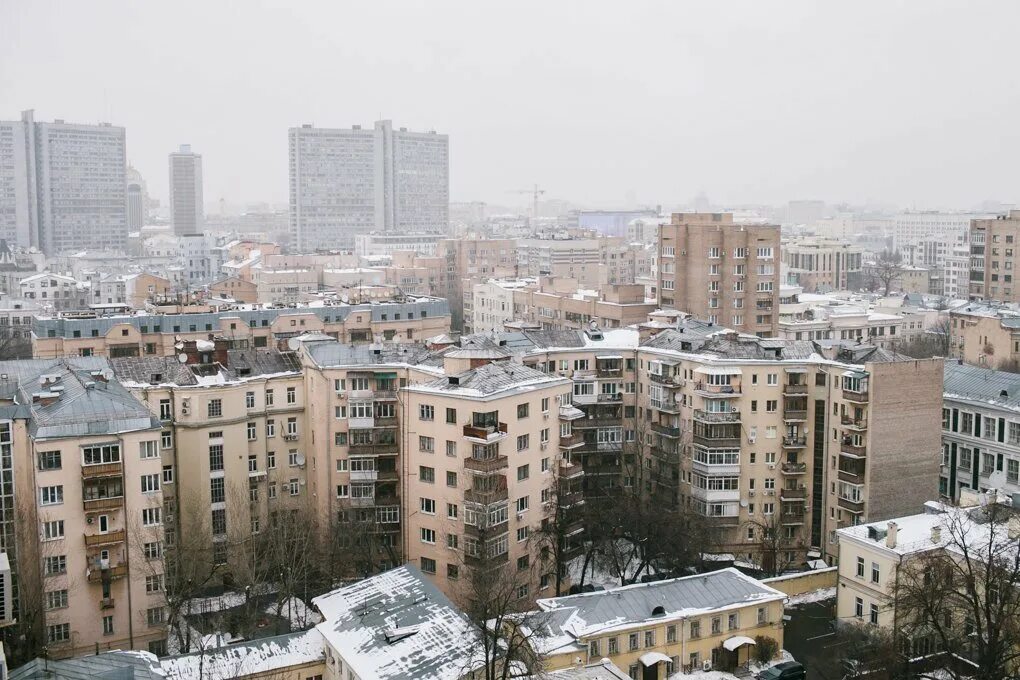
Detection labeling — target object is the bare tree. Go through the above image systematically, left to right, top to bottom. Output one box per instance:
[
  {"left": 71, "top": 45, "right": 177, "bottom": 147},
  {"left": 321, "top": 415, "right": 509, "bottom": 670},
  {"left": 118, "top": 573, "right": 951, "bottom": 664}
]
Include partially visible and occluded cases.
[
  {"left": 866, "top": 250, "right": 905, "bottom": 296},
  {"left": 895, "top": 317, "right": 952, "bottom": 359},
  {"left": 0, "top": 332, "right": 31, "bottom": 360},
  {"left": 891, "top": 503, "right": 1020, "bottom": 680},
  {"left": 742, "top": 513, "right": 804, "bottom": 578},
  {"left": 836, "top": 623, "right": 912, "bottom": 680}
]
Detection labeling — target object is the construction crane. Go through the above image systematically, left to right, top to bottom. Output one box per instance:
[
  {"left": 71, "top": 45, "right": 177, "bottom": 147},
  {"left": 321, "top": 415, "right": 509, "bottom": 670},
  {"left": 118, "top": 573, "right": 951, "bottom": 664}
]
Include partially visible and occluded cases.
[{"left": 511, "top": 184, "right": 546, "bottom": 220}]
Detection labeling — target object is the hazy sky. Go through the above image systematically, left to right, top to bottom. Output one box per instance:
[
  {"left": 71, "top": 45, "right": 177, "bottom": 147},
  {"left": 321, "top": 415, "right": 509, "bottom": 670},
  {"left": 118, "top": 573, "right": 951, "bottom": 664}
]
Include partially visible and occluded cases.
[{"left": 2, "top": 1, "right": 1018, "bottom": 211}]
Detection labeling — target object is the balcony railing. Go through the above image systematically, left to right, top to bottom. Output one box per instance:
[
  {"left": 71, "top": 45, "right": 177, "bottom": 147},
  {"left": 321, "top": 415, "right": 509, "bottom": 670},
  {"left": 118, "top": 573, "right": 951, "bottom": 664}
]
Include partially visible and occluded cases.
[
  {"left": 649, "top": 373, "right": 684, "bottom": 387},
  {"left": 694, "top": 383, "right": 742, "bottom": 398},
  {"left": 783, "top": 384, "right": 808, "bottom": 395},
  {"left": 843, "top": 388, "right": 869, "bottom": 403},
  {"left": 374, "top": 390, "right": 398, "bottom": 401},
  {"left": 596, "top": 393, "right": 623, "bottom": 403},
  {"left": 693, "top": 409, "right": 740, "bottom": 423},
  {"left": 783, "top": 410, "right": 808, "bottom": 421},
  {"left": 375, "top": 415, "right": 398, "bottom": 427},
  {"left": 841, "top": 415, "right": 868, "bottom": 429},
  {"left": 463, "top": 422, "right": 508, "bottom": 442},
  {"left": 651, "top": 423, "right": 682, "bottom": 438},
  {"left": 559, "top": 432, "right": 584, "bottom": 449},
  {"left": 693, "top": 433, "right": 740, "bottom": 448},
  {"left": 782, "top": 435, "right": 807, "bottom": 448},
  {"left": 840, "top": 440, "right": 867, "bottom": 458},
  {"left": 349, "top": 442, "right": 399, "bottom": 456},
  {"left": 464, "top": 455, "right": 509, "bottom": 474},
  {"left": 559, "top": 460, "right": 584, "bottom": 479},
  {"left": 82, "top": 462, "right": 123, "bottom": 479},
  {"left": 781, "top": 462, "right": 807, "bottom": 475},
  {"left": 350, "top": 469, "right": 378, "bottom": 482},
  {"left": 838, "top": 469, "right": 864, "bottom": 484},
  {"left": 464, "top": 487, "right": 509, "bottom": 505},
  {"left": 779, "top": 487, "right": 807, "bottom": 500},
  {"left": 559, "top": 490, "right": 585, "bottom": 508},
  {"left": 83, "top": 496, "right": 124, "bottom": 512},
  {"left": 838, "top": 497, "right": 865, "bottom": 514},
  {"left": 781, "top": 512, "right": 806, "bottom": 525},
  {"left": 702, "top": 515, "right": 740, "bottom": 528},
  {"left": 84, "top": 529, "right": 125, "bottom": 547},
  {"left": 87, "top": 563, "right": 128, "bottom": 583},
  {"left": 100, "top": 597, "right": 115, "bottom": 610}
]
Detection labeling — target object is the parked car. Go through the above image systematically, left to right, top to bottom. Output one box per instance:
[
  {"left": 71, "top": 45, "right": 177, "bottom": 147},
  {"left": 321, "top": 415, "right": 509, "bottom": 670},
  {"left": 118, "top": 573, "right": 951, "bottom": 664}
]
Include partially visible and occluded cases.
[{"left": 758, "top": 661, "right": 806, "bottom": 680}]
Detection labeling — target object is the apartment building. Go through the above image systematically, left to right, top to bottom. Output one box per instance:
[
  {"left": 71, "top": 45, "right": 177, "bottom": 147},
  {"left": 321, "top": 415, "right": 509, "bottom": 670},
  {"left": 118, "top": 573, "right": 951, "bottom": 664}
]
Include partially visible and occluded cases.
[
  {"left": 0, "top": 110, "right": 128, "bottom": 253},
  {"left": 288, "top": 120, "right": 449, "bottom": 251},
  {"left": 168, "top": 145, "right": 203, "bottom": 237},
  {"left": 968, "top": 210, "right": 1020, "bottom": 303},
  {"left": 892, "top": 211, "right": 988, "bottom": 252},
  {"left": 658, "top": 213, "right": 781, "bottom": 337},
  {"left": 353, "top": 232, "right": 443, "bottom": 257},
  {"left": 516, "top": 236, "right": 637, "bottom": 288},
  {"left": 437, "top": 237, "right": 518, "bottom": 331},
  {"left": 781, "top": 238, "right": 864, "bottom": 292},
  {"left": 377, "top": 251, "right": 446, "bottom": 297},
  {"left": 249, "top": 267, "right": 319, "bottom": 304},
  {"left": 19, "top": 273, "right": 88, "bottom": 313},
  {"left": 206, "top": 276, "right": 258, "bottom": 303},
  {"left": 512, "top": 277, "right": 657, "bottom": 334},
  {"left": 468, "top": 278, "right": 535, "bottom": 334},
  {"left": 778, "top": 287, "right": 906, "bottom": 346},
  {"left": 30, "top": 297, "right": 451, "bottom": 359},
  {"left": 948, "top": 302, "right": 1020, "bottom": 369},
  {"left": 111, "top": 346, "right": 307, "bottom": 578},
  {"left": 402, "top": 355, "right": 573, "bottom": 604},
  {"left": 0, "top": 358, "right": 166, "bottom": 659},
  {"left": 940, "top": 361, "right": 1020, "bottom": 502},
  {"left": 530, "top": 568, "right": 787, "bottom": 676}
]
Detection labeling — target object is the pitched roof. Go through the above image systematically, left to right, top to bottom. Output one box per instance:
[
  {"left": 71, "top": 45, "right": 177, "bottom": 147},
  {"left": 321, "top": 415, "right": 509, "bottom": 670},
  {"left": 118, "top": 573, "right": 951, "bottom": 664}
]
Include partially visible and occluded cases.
[
  {"left": 416, "top": 361, "right": 560, "bottom": 397},
  {"left": 943, "top": 361, "right": 1020, "bottom": 411},
  {"left": 312, "top": 564, "right": 481, "bottom": 680},
  {"left": 160, "top": 628, "right": 324, "bottom": 680},
  {"left": 10, "top": 651, "right": 164, "bottom": 680}
]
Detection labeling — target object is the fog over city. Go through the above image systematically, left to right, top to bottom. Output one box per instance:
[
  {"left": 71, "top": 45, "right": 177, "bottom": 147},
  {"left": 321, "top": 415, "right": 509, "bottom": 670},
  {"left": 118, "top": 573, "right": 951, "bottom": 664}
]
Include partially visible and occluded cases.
[{"left": 2, "top": 0, "right": 1017, "bottom": 210}]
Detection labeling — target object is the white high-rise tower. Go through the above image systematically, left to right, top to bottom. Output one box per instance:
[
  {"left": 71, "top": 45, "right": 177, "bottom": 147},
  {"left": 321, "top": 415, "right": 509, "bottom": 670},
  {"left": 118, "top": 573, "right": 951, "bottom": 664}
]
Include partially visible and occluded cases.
[{"left": 169, "top": 144, "right": 204, "bottom": 236}]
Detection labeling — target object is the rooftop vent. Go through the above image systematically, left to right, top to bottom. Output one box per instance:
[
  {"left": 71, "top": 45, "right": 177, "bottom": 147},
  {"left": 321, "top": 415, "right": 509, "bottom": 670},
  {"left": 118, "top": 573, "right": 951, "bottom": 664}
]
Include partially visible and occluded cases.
[{"left": 1001, "top": 389, "right": 1009, "bottom": 398}]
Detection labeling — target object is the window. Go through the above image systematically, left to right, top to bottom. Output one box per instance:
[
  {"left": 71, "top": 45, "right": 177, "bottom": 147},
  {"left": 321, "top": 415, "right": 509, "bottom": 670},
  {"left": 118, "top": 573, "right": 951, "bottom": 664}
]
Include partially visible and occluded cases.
[
  {"left": 287, "top": 387, "right": 296, "bottom": 404},
  {"left": 265, "top": 389, "right": 274, "bottom": 406},
  {"left": 541, "top": 397, "right": 550, "bottom": 412},
  {"left": 159, "top": 399, "right": 172, "bottom": 420},
  {"left": 207, "top": 399, "right": 222, "bottom": 417},
  {"left": 517, "top": 403, "right": 529, "bottom": 419},
  {"left": 420, "top": 404, "right": 435, "bottom": 421},
  {"left": 445, "top": 407, "right": 457, "bottom": 424},
  {"left": 287, "top": 417, "right": 298, "bottom": 436},
  {"left": 161, "top": 431, "right": 172, "bottom": 449},
  {"left": 517, "top": 434, "right": 529, "bottom": 451},
  {"left": 419, "top": 435, "right": 435, "bottom": 452},
  {"left": 139, "top": 440, "right": 159, "bottom": 459},
  {"left": 83, "top": 444, "right": 121, "bottom": 465},
  {"left": 288, "top": 450, "right": 300, "bottom": 467},
  {"left": 517, "top": 464, "right": 530, "bottom": 481},
  {"left": 420, "top": 466, "right": 435, "bottom": 484},
  {"left": 446, "top": 471, "right": 458, "bottom": 487},
  {"left": 141, "top": 474, "right": 160, "bottom": 493},
  {"left": 210, "top": 478, "right": 225, "bottom": 503},
  {"left": 289, "top": 478, "right": 300, "bottom": 495},
  {"left": 268, "top": 482, "right": 277, "bottom": 499},
  {"left": 40, "top": 485, "right": 63, "bottom": 506},
  {"left": 336, "top": 485, "right": 349, "bottom": 498},
  {"left": 516, "top": 496, "right": 529, "bottom": 513},
  {"left": 420, "top": 497, "right": 436, "bottom": 514},
  {"left": 448, "top": 503, "right": 459, "bottom": 519},
  {"left": 142, "top": 507, "right": 161, "bottom": 526},
  {"left": 211, "top": 508, "right": 227, "bottom": 534},
  {"left": 43, "top": 519, "right": 64, "bottom": 540},
  {"left": 517, "top": 525, "right": 530, "bottom": 542},
  {"left": 420, "top": 528, "right": 436, "bottom": 544},
  {"left": 144, "top": 542, "right": 162, "bottom": 559},
  {"left": 45, "top": 555, "right": 67, "bottom": 575},
  {"left": 856, "top": 556, "right": 865, "bottom": 578},
  {"left": 871, "top": 562, "right": 880, "bottom": 584},
  {"left": 447, "top": 564, "right": 459, "bottom": 580},
  {"left": 145, "top": 575, "right": 163, "bottom": 593},
  {"left": 46, "top": 589, "right": 68, "bottom": 610},
  {"left": 855, "top": 597, "right": 864, "bottom": 619},
  {"left": 870, "top": 603, "right": 879, "bottom": 625},
  {"left": 757, "top": 606, "right": 767, "bottom": 624},
  {"left": 147, "top": 607, "right": 166, "bottom": 626},
  {"left": 728, "top": 613, "right": 738, "bottom": 630},
  {"left": 103, "top": 615, "right": 114, "bottom": 635},
  {"left": 711, "top": 617, "right": 721, "bottom": 634},
  {"left": 690, "top": 620, "right": 701, "bottom": 638},
  {"left": 48, "top": 623, "right": 70, "bottom": 643},
  {"left": 645, "top": 630, "right": 655, "bottom": 647},
  {"left": 628, "top": 632, "right": 639, "bottom": 651},
  {"left": 589, "top": 640, "right": 600, "bottom": 657}
]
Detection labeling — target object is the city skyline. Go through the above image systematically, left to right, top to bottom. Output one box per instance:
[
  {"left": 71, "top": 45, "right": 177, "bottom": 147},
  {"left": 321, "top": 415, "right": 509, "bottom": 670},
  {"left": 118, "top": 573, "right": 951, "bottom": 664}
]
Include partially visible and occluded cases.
[{"left": 2, "top": 1, "right": 1019, "bottom": 212}]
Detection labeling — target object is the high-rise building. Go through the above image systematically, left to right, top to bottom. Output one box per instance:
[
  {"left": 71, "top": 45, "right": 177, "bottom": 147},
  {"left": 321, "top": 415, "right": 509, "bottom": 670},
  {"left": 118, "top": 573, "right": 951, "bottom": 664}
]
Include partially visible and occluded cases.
[
  {"left": 0, "top": 110, "right": 128, "bottom": 254},
  {"left": 288, "top": 120, "right": 449, "bottom": 251},
  {"left": 168, "top": 145, "right": 203, "bottom": 236},
  {"left": 125, "top": 164, "right": 149, "bottom": 231},
  {"left": 968, "top": 210, "right": 1020, "bottom": 303},
  {"left": 657, "top": 213, "right": 781, "bottom": 337}
]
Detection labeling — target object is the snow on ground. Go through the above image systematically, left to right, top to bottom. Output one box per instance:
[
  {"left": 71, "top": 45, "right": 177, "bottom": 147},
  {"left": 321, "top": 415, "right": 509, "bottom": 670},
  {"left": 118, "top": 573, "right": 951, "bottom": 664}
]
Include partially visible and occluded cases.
[
  {"left": 786, "top": 586, "right": 836, "bottom": 606},
  {"left": 185, "top": 590, "right": 247, "bottom": 614},
  {"left": 264, "top": 596, "right": 323, "bottom": 628},
  {"left": 668, "top": 650, "right": 795, "bottom": 680}
]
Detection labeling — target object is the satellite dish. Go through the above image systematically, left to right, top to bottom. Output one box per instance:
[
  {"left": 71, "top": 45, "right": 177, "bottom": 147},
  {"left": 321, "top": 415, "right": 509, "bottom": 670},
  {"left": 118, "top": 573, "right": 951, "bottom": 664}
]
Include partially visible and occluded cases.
[
  {"left": 340, "top": 294, "right": 349, "bottom": 304},
  {"left": 174, "top": 335, "right": 182, "bottom": 343},
  {"left": 287, "top": 337, "right": 302, "bottom": 351},
  {"left": 177, "top": 353, "right": 188, "bottom": 364},
  {"left": 295, "top": 454, "right": 306, "bottom": 466},
  {"left": 739, "top": 499, "right": 749, "bottom": 508}
]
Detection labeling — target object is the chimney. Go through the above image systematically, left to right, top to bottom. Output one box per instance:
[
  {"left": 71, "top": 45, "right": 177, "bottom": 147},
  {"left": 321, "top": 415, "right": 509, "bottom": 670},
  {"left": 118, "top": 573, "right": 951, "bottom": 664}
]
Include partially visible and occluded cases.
[
  {"left": 885, "top": 521, "right": 898, "bottom": 549},
  {"left": 931, "top": 525, "right": 941, "bottom": 544}
]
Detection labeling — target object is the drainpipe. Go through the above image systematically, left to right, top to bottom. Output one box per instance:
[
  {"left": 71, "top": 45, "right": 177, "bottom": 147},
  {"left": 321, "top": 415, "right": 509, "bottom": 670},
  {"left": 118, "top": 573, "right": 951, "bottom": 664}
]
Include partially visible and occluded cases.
[
  {"left": 120, "top": 432, "right": 135, "bottom": 650},
  {"left": 681, "top": 615, "right": 687, "bottom": 673}
]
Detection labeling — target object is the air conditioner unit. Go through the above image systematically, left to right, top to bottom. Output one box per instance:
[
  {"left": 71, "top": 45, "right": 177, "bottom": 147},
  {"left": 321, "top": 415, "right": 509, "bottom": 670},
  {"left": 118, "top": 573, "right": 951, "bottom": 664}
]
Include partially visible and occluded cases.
[
  {"left": 748, "top": 436, "right": 757, "bottom": 444},
  {"left": 540, "top": 442, "right": 548, "bottom": 450},
  {"left": 768, "top": 463, "right": 776, "bottom": 469},
  {"left": 748, "top": 490, "right": 755, "bottom": 497},
  {"left": 765, "top": 490, "right": 775, "bottom": 496},
  {"left": 703, "top": 660, "right": 712, "bottom": 672}
]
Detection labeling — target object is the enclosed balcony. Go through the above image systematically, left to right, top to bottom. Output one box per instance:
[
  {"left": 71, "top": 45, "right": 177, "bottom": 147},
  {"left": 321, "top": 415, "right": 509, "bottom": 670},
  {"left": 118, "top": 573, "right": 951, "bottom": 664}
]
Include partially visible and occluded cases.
[
  {"left": 595, "top": 357, "right": 623, "bottom": 377},
  {"left": 693, "top": 409, "right": 740, "bottom": 424},
  {"left": 463, "top": 421, "right": 508, "bottom": 444},
  {"left": 693, "top": 421, "right": 741, "bottom": 448},
  {"left": 464, "top": 455, "right": 509, "bottom": 474},
  {"left": 82, "top": 461, "right": 123, "bottom": 479},
  {"left": 781, "top": 461, "right": 807, "bottom": 475},
  {"left": 83, "top": 478, "right": 124, "bottom": 512}
]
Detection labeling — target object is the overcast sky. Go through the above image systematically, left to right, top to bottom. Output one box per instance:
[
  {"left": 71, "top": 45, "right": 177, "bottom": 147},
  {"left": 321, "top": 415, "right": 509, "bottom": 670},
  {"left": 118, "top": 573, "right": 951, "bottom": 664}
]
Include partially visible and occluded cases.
[{"left": 2, "top": 1, "right": 1017, "bottom": 211}]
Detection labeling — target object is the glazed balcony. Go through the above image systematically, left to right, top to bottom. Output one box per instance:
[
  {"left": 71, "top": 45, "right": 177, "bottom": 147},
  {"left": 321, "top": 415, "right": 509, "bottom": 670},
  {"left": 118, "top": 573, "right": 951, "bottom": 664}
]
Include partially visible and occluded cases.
[
  {"left": 783, "top": 384, "right": 809, "bottom": 395},
  {"left": 693, "top": 409, "right": 740, "bottom": 424},
  {"left": 463, "top": 422, "right": 508, "bottom": 444},
  {"left": 81, "top": 462, "right": 123, "bottom": 479},
  {"left": 781, "top": 462, "right": 807, "bottom": 475},
  {"left": 464, "top": 487, "right": 509, "bottom": 505}
]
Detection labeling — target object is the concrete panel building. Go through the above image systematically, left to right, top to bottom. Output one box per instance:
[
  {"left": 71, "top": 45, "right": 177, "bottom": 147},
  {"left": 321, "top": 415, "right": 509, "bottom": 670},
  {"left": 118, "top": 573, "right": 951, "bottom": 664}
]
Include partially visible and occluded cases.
[
  {"left": 168, "top": 145, "right": 203, "bottom": 237},
  {"left": 968, "top": 210, "right": 1020, "bottom": 303}
]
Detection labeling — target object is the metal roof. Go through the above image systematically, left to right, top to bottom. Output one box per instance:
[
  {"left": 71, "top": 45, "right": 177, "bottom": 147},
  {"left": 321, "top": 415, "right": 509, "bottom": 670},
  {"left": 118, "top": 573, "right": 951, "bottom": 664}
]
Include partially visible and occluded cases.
[
  {"left": 306, "top": 341, "right": 435, "bottom": 368},
  {"left": 421, "top": 361, "right": 558, "bottom": 396},
  {"left": 943, "top": 361, "right": 1020, "bottom": 411},
  {"left": 10, "top": 651, "right": 164, "bottom": 680}
]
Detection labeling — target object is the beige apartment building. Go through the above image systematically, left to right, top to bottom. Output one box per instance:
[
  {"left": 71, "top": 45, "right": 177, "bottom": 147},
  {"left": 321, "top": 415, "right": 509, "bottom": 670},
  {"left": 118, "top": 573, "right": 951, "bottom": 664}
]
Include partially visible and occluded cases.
[
  {"left": 968, "top": 210, "right": 1020, "bottom": 302},
  {"left": 658, "top": 213, "right": 781, "bottom": 337},
  {"left": 516, "top": 236, "right": 638, "bottom": 288},
  {"left": 437, "top": 237, "right": 519, "bottom": 330},
  {"left": 781, "top": 238, "right": 864, "bottom": 292},
  {"left": 377, "top": 251, "right": 446, "bottom": 297},
  {"left": 206, "top": 275, "right": 258, "bottom": 303},
  {"left": 511, "top": 277, "right": 656, "bottom": 333},
  {"left": 31, "top": 297, "right": 452, "bottom": 359},
  {"left": 948, "top": 302, "right": 1020, "bottom": 369},
  {"left": 402, "top": 353, "right": 575, "bottom": 603},
  {"left": 1, "top": 358, "right": 167, "bottom": 659}
]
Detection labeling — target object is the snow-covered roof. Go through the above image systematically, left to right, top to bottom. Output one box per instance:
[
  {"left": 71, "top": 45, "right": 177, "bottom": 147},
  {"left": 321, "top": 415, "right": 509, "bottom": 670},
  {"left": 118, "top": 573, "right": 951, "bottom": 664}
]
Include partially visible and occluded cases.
[
  {"left": 313, "top": 564, "right": 482, "bottom": 680},
  {"left": 160, "top": 628, "right": 324, "bottom": 680}
]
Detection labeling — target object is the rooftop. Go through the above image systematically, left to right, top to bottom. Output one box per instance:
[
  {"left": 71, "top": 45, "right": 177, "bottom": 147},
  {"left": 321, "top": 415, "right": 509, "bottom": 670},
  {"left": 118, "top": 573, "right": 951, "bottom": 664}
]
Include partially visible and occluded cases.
[
  {"left": 412, "top": 360, "right": 562, "bottom": 398},
  {"left": 943, "top": 361, "right": 1020, "bottom": 412},
  {"left": 312, "top": 564, "right": 481, "bottom": 680}
]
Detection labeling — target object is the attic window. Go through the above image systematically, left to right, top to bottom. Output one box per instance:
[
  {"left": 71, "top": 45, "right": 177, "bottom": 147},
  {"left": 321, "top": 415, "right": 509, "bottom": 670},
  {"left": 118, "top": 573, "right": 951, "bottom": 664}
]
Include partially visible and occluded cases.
[
  {"left": 237, "top": 368, "right": 251, "bottom": 376},
  {"left": 150, "top": 374, "right": 163, "bottom": 383},
  {"left": 448, "top": 375, "right": 460, "bottom": 386},
  {"left": 1001, "top": 390, "right": 1009, "bottom": 398},
  {"left": 652, "top": 605, "right": 666, "bottom": 617}
]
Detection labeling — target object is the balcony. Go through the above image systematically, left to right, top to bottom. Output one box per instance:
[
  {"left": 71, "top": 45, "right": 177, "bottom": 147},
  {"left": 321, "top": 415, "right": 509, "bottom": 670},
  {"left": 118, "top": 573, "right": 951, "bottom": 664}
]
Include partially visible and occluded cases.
[
  {"left": 596, "top": 366, "right": 622, "bottom": 378},
  {"left": 572, "top": 369, "right": 598, "bottom": 380},
  {"left": 650, "top": 372, "right": 684, "bottom": 387},
  {"left": 694, "top": 384, "right": 742, "bottom": 398},
  {"left": 783, "top": 384, "right": 808, "bottom": 395},
  {"left": 843, "top": 388, "right": 869, "bottom": 403},
  {"left": 350, "top": 389, "right": 374, "bottom": 400},
  {"left": 374, "top": 390, "right": 398, "bottom": 401},
  {"left": 572, "top": 392, "right": 597, "bottom": 405},
  {"left": 596, "top": 393, "right": 623, "bottom": 403},
  {"left": 651, "top": 399, "right": 681, "bottom": 414},
  {"left": 559, "top": 404, "right": 585, "bottom": 421},
  {"left": 693, "top": 409, "right": 740, "bottom": 424},
  {"left": 783, "top": 410, "right": 808, "bottom": 422},
  {"left": 375, "top": 415, "right": 398, "bottom": 428},
  {"left": 841, "top": 415, "right": 868, "bottom": 430},
  {"left": 349, "top": 416, "right": 375, "bottom": 429},
  {"left": 573, "top": 417, "right": 622, "bottom": 430},
  {"left": 463, "top": 422, "right": 508, "bottom": 444},
  {"left": 651, "top": 423, "right": 681, "bottom": 438},
  {"left": 559, "top": 432, "right": 584, "bottom": 449},
  {"left": 283, "top": 433, "right": 299, "bottom": 441},
  {"left": 782, "top": 435, "right": 807, "bottom": 448},
  {"left": 840, "top": 440, "right": 867, "bottom": 458},
  {"left": 349, "top": 441, "right": 399, "bottom": 456},
  {"left": 464, "top": 455, "right": 509, "bottom": 474},
  {"left": 559, "top": 460, "right": 584, "bottom": 479},
  {"left": 82, "top": 462, "right": 123, "bottom": 479},
  {"left": 781, "top": 462, "right": 807, "bottom": 475},
  {"left": 838, "top": 468, "right": 864, "bottom": 484},
  {"left": 350, "top": 469, "right": 379, "bottom": 482},
  {"left": 377, "top": 469, "right": 399, "bottom": 482},
  {"left": 465, "top": 487, "right": 509, "bottom": 505},
  {"left": 691, "top": 487, "right": 741, "bottom": 503},
  {"left": 779, "top": 487, "right": 807, "bottom": 501},
  {"left": 559, "top": 490, "right": 585, "bottom": 508},
  {"left": 84, "top": 496, "right": 123, "bottom": 512},
  {"left": 350, "top": 496, "right": 376, "bottom": 508},
  {"left": 838, "top": 497, "right": 865, "bottom": 514},
  {"left": 781, "top": 512, "right": 806, "bottom": 525},
  {"left": 703, "top": 515, "right": 740, "bottom": 528},
  {"left": 84, "top": 529, "right": 125, "bottom": 547},
  {"left": 465, "top": 550, "right": 509, "bottom": 567},
  {"left": 87, "top": 563, "right": 128, "bottom": 583},
  {"left": 100, "top": 597, "right": 115, "bottom": 610}
]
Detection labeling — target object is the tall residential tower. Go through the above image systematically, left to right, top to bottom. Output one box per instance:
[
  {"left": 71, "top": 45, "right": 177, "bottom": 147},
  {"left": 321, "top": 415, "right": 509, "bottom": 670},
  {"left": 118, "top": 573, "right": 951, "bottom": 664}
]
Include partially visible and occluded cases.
[
  {"left": 0, "top": 110, "right": 127, "bottom": 254},
  {"left": 288, "top": 120, "right": 449, "bottom": 251},
  {"left": 168, "top": 144, "right": 204, "bottom": 236}
]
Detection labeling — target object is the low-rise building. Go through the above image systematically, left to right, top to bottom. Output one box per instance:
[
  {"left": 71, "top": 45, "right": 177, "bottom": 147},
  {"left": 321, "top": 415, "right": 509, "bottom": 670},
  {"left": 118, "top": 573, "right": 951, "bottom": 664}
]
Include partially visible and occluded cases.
[
  {"left": 781, "top": 238, "right": 864, "bottom": 292},
  {"left": 19, "top": 273, "right": 88, "bottom": 312},
  {"left": 511, "top": 277, "right": 657, "bottom": 334},
  {"left": 948, "top": 302, "right": 1020, "bottom": 369},
  {"left": 530, "top": 568, "right": 787, "bottom": 676}
]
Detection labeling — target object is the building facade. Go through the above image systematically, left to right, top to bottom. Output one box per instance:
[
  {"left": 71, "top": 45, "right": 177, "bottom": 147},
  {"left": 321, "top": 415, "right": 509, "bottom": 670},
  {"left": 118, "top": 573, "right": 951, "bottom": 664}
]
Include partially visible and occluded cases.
[
  {"left": 0, "top": 110, "right": 127, "bottom": 254},
  {"left": 288, "top": 121, "right": 449, "bottom": 251},
  {"left": 168, "top": 145, "right": 203, "bottom": 237},
  {"left": 968, "top": 210, "right": 1020, "bottom": 303},
  {"left": 658, "top": 213, "right": 781, "bottom": 337},
  {"left": 781, "top": 238, "right": 864, "bottom": 292}
]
